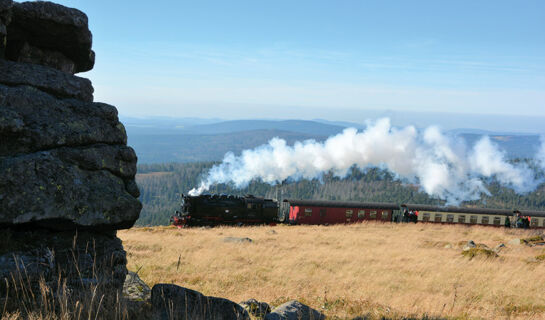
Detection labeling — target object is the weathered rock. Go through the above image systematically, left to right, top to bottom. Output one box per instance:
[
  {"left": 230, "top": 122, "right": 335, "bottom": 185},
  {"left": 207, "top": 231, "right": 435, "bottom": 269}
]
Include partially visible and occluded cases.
[
  {"left": 0, "top": 0, "right": 12, "bottom": 59},
  {"left": 0, "top": 0, "right": 12, "bottom": 14},
  {"left": 0, "top": 0, "right": 12, "bottom": 26},
  {"left": 0, "top": 1, "right": 141, "bottom": 318},
  {"left": 6, "top": 1, "right": 94, "bottom": 73},
  {"left": 0, "top": 19, "right": 7, "bottom": 59},
  {"left": 16, "top": 41, "right": 77, "bottom": 73},
  {"left": 0, "top": 59, "right": 93, "bottom": 101},
  {"left": 0, "top": 80, "right": 140, "bottom": 229},
  {"left": 0, "top": 84, "right": 123, "bottom": 157},
  {"left": 56, "top": 144, "right": 138, "bottom": 180},
  {"left": 0, "top": 150, "right": 141, "bottom": 230},
  {"left": 0, "top": 228, "right": 127, "bottom": 311},
  {"left": 521, "top": 235, "right": 545, "bottom": 246},
  {"left": 223, "top": 237, "right": 253, "bottom": 243},
  {"left": 462, "top": 240, "right": 476, "bottom": 251},
  {"left": 494, "top": 243, "right": 506, "bottom": 253},
  {"left": 461, "top": 248, "right": 498, "bottom": 260},
  {"left": 124, "top": 271, "right": 151, "bottom": 301},
  {"left": 123, "top": 272, "right": 153, "bottom": 320},
  {"left": 151, "top": 284, "right": 250, "bottom": 320},
  {"left": 240, "top": 298, "right": 271, "bottom": 318},
  {"left": 264, "top": 300, "right": 325, "bottom": 320}
]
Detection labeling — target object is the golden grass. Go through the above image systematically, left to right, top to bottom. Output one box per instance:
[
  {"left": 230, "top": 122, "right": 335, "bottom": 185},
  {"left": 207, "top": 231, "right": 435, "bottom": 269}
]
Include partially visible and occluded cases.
[{"left": 119, "top": 223, "right": 545, "bottom": 319}]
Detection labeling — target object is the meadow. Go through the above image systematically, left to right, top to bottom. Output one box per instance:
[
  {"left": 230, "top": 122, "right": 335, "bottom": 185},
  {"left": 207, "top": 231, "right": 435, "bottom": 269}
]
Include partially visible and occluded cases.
[{"left": 119, "top": 223, "right": 545, "bottom": 319}]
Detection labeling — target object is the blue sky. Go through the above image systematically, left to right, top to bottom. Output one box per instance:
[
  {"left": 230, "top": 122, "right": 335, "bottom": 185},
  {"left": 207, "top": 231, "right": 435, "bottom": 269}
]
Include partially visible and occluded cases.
[{"left": 58, "top": 0, "right": 544, "bottom": 123}]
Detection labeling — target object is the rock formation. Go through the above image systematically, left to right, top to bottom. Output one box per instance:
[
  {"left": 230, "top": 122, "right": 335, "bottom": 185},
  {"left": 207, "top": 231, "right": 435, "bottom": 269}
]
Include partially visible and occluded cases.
[
  {"left": 0, "top": 0, "right": 141, "bottom": 314},
  {"left": 151, "top": 284, "right": 250, "bottom": 320},
  {"left": 264, "top": 300, "right": 326, "bottom": 320}
]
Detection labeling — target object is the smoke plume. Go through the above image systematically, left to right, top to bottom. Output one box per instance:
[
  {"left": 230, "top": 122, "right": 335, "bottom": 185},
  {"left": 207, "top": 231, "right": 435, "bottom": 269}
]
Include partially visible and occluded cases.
[{"left": 189, "top": 118, "right": 542, "bottom": 204}]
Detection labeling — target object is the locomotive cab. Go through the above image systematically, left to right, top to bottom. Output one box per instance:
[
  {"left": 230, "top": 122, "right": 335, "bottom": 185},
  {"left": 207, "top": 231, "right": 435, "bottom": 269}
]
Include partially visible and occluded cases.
[{"left": 180, "top": 195, "right": 190, "bottom": 215}]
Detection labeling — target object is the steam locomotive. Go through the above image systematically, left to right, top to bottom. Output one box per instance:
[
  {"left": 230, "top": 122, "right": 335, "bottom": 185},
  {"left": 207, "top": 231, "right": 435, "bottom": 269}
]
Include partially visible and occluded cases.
[
  {"left": 171, "top": 194, "right": 545, "bottom": 229},
  {"left": 171, "top": 194, "right": 278, "bottom": 227}
]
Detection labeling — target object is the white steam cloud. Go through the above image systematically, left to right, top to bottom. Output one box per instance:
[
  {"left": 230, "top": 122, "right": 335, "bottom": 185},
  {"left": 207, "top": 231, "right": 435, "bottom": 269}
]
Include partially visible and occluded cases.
[{"left": 189, "top": 118, "right": 542, "bottom": 204}]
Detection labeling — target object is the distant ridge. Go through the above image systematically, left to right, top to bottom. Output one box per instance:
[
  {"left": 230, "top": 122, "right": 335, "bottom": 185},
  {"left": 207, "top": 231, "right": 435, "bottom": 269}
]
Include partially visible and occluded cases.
[
  {"left": 121, "top": 117, "right": 543, "bottom": 163},
  {"left": 185, "top": 119, "right": 346, "bottom": 136},
  {"left": 128, "top": 129, "right": 327, "bottom": 163}
]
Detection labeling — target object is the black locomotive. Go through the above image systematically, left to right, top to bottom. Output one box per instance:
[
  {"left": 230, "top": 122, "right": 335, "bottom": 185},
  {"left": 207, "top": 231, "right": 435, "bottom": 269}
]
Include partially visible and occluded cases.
[{"left": 171, "top": 194, "right": 278, "bottom": 227}]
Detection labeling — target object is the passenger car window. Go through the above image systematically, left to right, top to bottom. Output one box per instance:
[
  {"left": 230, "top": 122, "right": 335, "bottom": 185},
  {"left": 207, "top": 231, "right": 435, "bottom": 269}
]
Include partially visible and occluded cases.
[
  {"left": 346, "top": 210, "right": 353, "bottom": 217},
  {"left": 357, "top": 210, "right": 365, "bottom": 218},
  {"left": 370, "top": 211, "right": 377, "bottom": 219},
  {"left": 434, "top": 214, "right": 442, "bottom": 222},
  {"left": 458, "top": 215, "right": 466, "bottom": 223},
  {"left": 470, "top": 216, "right": 478, "bottom": 224},
  {"left": 481, "top": 216, "right": 489, "bottom": 224}
]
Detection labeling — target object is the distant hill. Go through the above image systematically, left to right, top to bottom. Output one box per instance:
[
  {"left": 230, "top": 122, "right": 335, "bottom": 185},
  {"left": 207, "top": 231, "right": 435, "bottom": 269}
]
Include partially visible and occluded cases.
[
  {"left": 120, "top": 116, "right": 222, "bottom": 135},
  {"left": 122, "top": 117, "right": 543, "bottom": 163},
  {"left": 184, "top": 119, "right": 346, "bottom": 136},
  {"left": 129, "top": 129, "right": 326, "bottom": 163},
  {"left": 457, "top": 134, "right": 540, "bottom": 159}
]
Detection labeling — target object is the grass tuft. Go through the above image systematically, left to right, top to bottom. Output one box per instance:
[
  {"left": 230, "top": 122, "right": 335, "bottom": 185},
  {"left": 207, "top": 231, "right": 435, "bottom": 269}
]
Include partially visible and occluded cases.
[{"left": 461, "top": 248, "right": 498, "bottom": 260}]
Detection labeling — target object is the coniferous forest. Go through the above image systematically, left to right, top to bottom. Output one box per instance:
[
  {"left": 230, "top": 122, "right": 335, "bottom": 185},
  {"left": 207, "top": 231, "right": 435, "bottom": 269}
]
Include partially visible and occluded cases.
[{"left": 136, "top": 161, "right": 545, "bottom": 226}]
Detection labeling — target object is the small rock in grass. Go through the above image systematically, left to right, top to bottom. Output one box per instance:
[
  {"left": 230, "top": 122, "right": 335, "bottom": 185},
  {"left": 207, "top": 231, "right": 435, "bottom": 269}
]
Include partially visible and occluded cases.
[
  {"left": 223, "top": 237, "right": 253, "bottom": 243},
  {"left": 463, "top": 240, "right": 476, "bottom": 251},
  {"left": 494, "top": 243, "right": 506, "bottom": 253},
  {"left": 461, "top": 248, "right": 498, "bottom": 260},
  {"left": 123, "top": 271, "right": 151, "bottom": 301},
  {"left": 151, "top": 284, "right": 249, "bottom": 320},
  {"left": 240, "top": 298, "right": 271, "bottom": 317},
  {"left": 264, "top": 300, "right": 325, "bottom": 320}
]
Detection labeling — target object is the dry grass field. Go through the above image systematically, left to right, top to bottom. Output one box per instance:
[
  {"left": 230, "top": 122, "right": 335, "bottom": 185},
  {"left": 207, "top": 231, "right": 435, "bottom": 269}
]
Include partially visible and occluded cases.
[{"left": 119, "top": 223, "right": 545, "bottom": 319}]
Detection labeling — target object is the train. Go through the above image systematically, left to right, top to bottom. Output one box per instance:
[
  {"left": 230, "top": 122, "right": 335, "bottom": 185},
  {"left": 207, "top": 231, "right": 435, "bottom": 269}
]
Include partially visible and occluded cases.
[{"left": 170, "top": 194, "right": 545, "bottom": 229}]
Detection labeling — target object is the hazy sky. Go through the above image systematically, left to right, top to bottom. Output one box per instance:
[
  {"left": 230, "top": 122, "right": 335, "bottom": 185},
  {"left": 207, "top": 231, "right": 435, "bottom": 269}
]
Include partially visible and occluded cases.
[{"left": 58, "top": 0, "right": 545, "bottom": 122}]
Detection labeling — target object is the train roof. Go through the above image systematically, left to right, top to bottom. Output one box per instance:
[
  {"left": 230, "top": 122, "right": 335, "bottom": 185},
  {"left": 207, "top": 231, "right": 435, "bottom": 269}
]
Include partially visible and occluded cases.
[
  {"left": 185, "top": 194, "right": 275, "bottom": 203},
  {"left": 283, "top": 199, "right": 399, "bottom": 210},
  {"left": 401, "top": 204, "right": 515, "bottom": 216},
  {"left": 517, "top": 210, "right": 545, "bottom": 218}
]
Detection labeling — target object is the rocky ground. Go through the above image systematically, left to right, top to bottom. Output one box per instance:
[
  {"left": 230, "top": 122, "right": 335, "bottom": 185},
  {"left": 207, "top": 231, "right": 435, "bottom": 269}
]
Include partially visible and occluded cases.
[{"left": 123, "top": 270, "right": 325, "bottom": 320}]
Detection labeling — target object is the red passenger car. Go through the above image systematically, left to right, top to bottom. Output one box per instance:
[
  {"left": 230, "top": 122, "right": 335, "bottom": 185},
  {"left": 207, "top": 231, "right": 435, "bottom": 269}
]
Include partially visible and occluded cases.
[{"left": 282, "top": 199, "right": 399, "bottom": 225}]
